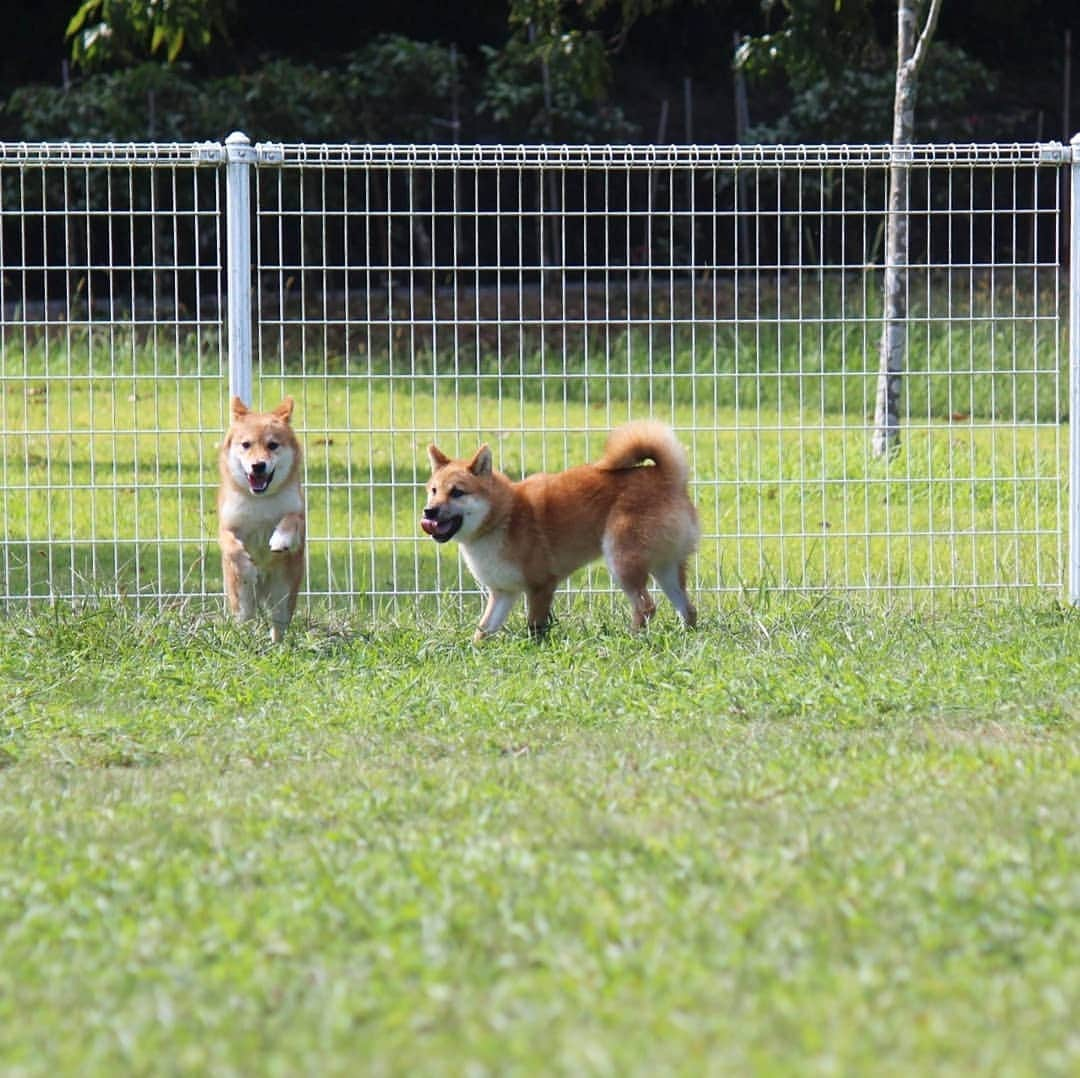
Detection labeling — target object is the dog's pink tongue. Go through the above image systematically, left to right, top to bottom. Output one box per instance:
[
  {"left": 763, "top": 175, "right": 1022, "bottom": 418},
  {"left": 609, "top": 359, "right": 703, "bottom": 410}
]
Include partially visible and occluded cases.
[{"left": 420, "top": 518, "right": 438, "bottom": 536}]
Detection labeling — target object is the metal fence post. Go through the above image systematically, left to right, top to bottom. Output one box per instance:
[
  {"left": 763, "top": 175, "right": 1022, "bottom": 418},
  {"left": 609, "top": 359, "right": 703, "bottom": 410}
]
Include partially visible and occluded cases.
[
  {"left": 225, "top": 131, "right": 254, "bottom": 406},
  {"left": 1070, "top": 134, "right": 1080, "bottom": 602}
]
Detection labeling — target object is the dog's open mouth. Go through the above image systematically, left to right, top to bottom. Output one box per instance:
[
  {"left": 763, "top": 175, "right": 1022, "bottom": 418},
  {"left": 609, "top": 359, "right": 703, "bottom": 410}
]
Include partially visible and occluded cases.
[
  {"left": 247, "top": 470, "right": 274, "bottom": 494},
  {"left": 421, "top": 514, "right": 462, "bottom": 543}
]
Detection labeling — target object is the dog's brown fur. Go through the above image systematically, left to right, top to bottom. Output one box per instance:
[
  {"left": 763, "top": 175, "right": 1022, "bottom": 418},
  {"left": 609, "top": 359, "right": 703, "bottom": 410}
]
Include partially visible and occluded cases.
[
  {"left": 217, "top": 397, "right": 305, "bottom": 643},
  {"left": 422, "top": 421, "right": 698, "bottom": 642}
]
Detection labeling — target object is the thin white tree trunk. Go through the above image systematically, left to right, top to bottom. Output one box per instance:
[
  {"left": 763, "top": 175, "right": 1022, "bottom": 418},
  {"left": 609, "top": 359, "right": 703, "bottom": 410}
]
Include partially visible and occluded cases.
[{"left": 872, "top": 0, "right": 943, "bottom": 458}]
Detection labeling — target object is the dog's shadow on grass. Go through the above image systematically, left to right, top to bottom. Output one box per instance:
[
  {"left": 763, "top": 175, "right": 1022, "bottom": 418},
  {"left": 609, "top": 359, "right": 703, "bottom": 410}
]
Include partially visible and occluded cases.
[{"left": 220, "top": 600, "right": 740, "bottom": 660}]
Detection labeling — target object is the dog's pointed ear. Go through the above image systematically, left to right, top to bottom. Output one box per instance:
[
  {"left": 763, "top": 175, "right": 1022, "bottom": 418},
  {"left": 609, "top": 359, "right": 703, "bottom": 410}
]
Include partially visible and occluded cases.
[
  {"left": 230, "top": 397, "right": 249, "bottom": 421},
  {"left": 272, "top": 397, "right": 295, "bottom": 423},
  {"left": 428, "top": 444, "right": 451, "bottom": 470},
  {"left": 468, "top": 444, "right": 492, "bottom": 477}
]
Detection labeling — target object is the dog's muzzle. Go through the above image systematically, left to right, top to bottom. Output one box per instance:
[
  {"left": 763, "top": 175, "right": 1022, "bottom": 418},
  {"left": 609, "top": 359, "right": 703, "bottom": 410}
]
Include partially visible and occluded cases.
[
  {"left": 247, "top": 462, "right": 275, "bottom": 494},
  {"left": 421, "top": 507, "right": 462, "bottom": 543}
]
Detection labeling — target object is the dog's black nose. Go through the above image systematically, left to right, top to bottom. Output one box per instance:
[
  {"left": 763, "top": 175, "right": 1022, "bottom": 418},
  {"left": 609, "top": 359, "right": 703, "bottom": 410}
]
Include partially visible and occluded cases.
[
  {"left": 251, "top": 460, "right": 267, "bottom": 475},
  {"left": 423, "top": 506, "right": 439, "bottom": 520}
]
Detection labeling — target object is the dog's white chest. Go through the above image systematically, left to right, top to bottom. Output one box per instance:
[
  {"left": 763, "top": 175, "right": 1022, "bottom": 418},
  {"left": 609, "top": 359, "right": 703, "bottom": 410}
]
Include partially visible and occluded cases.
[
  {"left": 220, "top": 486, "right": 302, "bottom": 566},
  {"left": 461, "top": 532, "right": 526, "bottom": 592}
]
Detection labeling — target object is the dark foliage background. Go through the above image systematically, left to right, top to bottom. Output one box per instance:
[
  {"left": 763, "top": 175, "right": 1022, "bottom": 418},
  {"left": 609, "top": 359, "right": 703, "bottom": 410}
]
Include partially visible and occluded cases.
[
  {"left": 1, "top": 1, "right": 1075, "bottom": 145},
  {"left": 0, "top": 2, "right": 1072, "bottom": 311}
]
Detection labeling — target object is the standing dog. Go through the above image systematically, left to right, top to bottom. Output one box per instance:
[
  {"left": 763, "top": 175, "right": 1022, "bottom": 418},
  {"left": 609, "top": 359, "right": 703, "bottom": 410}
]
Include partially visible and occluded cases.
[
  {"left": 217, "top": 396, "right": 305, "bottom": 643},
  {"left": 422, "top": 421, "right": 698, "bottom": 642}
]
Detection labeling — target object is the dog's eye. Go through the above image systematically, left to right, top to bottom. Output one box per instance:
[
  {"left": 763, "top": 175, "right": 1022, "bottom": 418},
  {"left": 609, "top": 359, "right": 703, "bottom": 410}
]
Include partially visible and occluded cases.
[
  {"left": 240, "top": 440, "right": 252, "bottom": 450},
  {"left": 267, "top": 441, "right": 279, "bottom": 451},
  {"left": 450, "top": 486, "right": 465, "bottom": 498}
]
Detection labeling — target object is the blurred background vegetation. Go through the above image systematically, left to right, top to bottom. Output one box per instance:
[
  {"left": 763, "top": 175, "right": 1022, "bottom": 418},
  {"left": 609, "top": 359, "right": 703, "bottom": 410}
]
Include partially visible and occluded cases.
[{"left": 0, "top": 1, "right": 1074, "bottom": 146}]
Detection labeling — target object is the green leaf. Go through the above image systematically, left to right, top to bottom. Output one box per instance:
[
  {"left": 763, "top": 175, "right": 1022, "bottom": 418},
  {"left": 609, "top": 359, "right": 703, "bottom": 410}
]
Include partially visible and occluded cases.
[
  {"left": 65, "top": 0, "right": 100, "bottom": 39},
  {"left": 167, "top": 29, "right": 185, "bottom": 63}
]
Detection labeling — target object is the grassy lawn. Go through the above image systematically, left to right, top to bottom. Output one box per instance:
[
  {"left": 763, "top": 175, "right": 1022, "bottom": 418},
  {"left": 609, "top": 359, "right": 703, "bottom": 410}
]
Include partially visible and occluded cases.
[
  {"left": 1, "top": 291, "right": 1076, "bottom": 1073},
  {"left": 1, "top": 599, "right": 1078, "bottom": 1074}
]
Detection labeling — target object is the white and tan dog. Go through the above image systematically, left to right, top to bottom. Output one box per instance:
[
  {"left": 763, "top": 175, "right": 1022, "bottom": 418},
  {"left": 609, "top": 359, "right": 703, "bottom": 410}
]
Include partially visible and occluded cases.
[
  {"left": 217, "top": 396, "right": 305, "bottom": 643},
  {"left": 422, "top": 421, "right": 699, "bottom": 642}
]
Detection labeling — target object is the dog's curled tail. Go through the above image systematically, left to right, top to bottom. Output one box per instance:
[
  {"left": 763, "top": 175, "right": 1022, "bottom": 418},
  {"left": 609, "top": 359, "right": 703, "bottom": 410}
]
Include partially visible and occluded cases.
[{"left": 597, "top": 420, "right": 690, "bottom": 486}]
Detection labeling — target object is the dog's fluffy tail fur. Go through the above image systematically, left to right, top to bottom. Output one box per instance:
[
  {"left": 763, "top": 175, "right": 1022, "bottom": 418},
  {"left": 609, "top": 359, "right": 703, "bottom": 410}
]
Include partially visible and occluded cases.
[{"left": 597, "top": 420, "right": 689, "bottom": 486}]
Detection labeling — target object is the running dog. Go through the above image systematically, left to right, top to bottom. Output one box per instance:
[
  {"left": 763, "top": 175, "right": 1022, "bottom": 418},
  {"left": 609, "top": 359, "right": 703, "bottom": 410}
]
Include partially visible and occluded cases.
[
  {"left": 217, "top": 396, "right": 305, "bottom": 643},
  {"left": 421, "top": 421, "right": 698, "bottom": 642}
]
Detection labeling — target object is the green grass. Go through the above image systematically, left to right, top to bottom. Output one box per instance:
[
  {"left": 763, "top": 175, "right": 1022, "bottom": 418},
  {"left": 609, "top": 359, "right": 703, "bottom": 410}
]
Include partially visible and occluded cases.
[
  {"left": 1, "top": 298, "right": 1077, "bottom": 1072},
  {"left": 1, "top": 600, "right": 1078, "bottom": 1074}
]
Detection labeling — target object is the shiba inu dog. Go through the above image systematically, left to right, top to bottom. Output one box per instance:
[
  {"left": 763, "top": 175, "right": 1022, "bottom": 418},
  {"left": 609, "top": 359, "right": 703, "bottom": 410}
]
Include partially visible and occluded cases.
[
  {"left": 217, "top": 396, "right": 305, "bottom": 643},
  {"left": 422, "top": 421, "right": 699, "bottom": 642}
]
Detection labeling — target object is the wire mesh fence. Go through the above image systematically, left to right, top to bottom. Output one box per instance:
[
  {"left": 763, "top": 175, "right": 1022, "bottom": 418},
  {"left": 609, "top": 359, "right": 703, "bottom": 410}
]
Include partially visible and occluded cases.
[
  {"left": 0, "top": 138, "right": 1072, "bottom": 614},
  {"left": 1, "top": 142, "right": 228, "bottom": 607}
]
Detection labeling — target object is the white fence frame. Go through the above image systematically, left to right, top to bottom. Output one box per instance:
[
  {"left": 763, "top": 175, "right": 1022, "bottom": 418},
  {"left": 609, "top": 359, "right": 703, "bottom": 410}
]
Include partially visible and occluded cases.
[{"left": 1, "top": 135, "right": 1077, "bottom": 615}]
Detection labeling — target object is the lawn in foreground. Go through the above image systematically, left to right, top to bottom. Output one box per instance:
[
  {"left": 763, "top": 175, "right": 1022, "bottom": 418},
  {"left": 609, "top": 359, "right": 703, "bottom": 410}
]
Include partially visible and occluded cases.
[{"left": 1, "top": 599, "right": 1078, "bottom": 1075}]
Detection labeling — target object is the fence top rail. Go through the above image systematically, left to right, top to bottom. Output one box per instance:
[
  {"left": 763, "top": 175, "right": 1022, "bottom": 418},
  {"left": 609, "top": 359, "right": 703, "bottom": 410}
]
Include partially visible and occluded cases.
[
  {"left": 0, "top": 139, "right": 1071, "bottom": 170},
  {"left": 0, "top": 141, "right": 226, "bottom": 167},
  {"left": 261, "top": 141, "right": 1070, "bottom": 169}
]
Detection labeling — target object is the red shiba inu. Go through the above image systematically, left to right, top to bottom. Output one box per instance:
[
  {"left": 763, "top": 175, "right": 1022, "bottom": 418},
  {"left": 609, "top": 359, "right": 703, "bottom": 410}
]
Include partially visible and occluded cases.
[
  {"left": 217, "top": 396, "right": 305, "bottom": 643},
  {"left": 422, "top": 421, "right": 699, "bottom": 642}
]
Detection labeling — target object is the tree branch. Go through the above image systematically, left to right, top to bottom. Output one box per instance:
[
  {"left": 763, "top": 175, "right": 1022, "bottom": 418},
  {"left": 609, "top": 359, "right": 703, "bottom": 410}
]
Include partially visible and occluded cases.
[{"left": 910, "top": 0, "right": 944, "bottom": 74}]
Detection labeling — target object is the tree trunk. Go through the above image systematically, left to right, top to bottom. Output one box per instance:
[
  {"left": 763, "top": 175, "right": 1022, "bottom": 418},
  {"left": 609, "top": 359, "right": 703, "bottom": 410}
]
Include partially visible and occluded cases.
[{"left": 872, "top": 0, "right": 943, "bottom": 458}]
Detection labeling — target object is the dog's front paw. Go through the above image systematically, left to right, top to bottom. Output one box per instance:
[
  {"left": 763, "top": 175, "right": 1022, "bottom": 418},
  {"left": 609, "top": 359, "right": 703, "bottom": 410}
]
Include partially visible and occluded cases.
[
  {"left": 269, "top": 524, "right": 300, "bottom": 554},
  {"left": 270, "top": 533, "right": 300, "bottom": 557}
]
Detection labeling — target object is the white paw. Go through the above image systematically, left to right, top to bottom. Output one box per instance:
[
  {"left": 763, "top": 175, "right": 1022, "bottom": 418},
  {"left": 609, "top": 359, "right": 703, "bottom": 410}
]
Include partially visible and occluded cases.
[{"left": 269, "top": 525, "right": 299, "bottom": 553}]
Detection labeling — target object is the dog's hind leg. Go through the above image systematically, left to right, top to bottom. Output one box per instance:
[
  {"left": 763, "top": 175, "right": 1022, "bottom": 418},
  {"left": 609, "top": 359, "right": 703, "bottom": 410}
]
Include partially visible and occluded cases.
[
  {"left": 607, "top": 552, "right": 657, "bottom": 630},
  {"left": 653, "top": 560, "right": 697, "bottom": 628},
  {"left": 261, "top": 567, "right": 300, "bottom": 644},
  {"left": 526, "top": 581, "right": 557, "bottom": 638},
  {"left": 474, "top": 589, "right": 519, "bottom": 644},
  {"left": 266, "top": 594, "right": 294, "bottom": 643}
]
